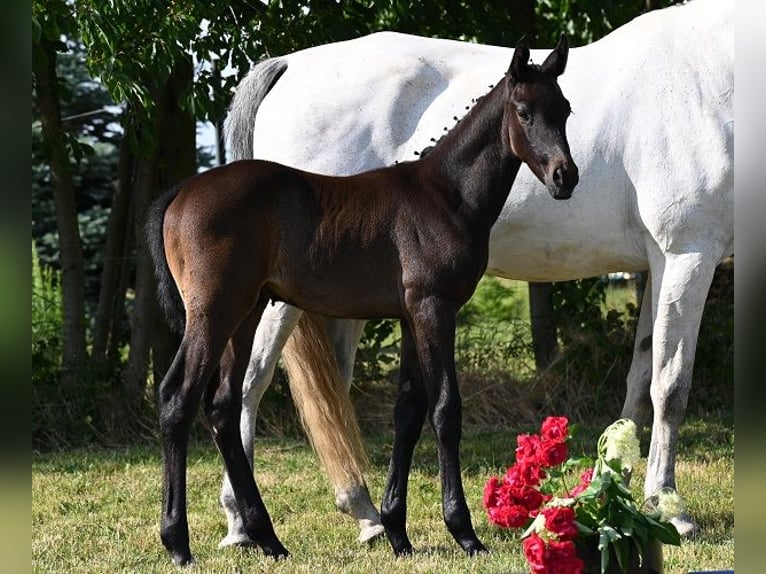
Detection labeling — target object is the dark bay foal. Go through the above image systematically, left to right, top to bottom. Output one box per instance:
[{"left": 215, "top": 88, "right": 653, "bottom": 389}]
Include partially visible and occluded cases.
[{"left": 147, "top": 35, "right": 577, "bottom": 565}]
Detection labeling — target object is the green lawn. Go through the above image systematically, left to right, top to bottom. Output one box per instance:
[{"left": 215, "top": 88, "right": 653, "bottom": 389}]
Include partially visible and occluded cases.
[{"left": 33, "top": 419, "right": 733, "bottom": 573}]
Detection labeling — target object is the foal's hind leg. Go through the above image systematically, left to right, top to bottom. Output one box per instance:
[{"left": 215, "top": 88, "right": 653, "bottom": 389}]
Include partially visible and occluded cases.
[
  {"left": 205, "top": 296, "right": 289, "bottom": 558},
  {"left": 220, "top": 302, "right": 302, "bottom": 548},
  {"left": 158, "top": 318, "right": 235, "bottom": 565}
]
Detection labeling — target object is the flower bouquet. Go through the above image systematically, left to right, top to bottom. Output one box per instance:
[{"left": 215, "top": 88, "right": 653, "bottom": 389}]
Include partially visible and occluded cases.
[{"left": 484, "top": 417, "right": 682, "bottom": 574}]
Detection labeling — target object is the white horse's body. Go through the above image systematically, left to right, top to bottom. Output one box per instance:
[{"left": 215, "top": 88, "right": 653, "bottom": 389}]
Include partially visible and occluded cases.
[{"left": 220, "top": 0, "right": 733, "bottom": 547}]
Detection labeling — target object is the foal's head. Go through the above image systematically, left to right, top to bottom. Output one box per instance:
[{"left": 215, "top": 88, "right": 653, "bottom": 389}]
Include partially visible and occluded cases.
[{"left": 505, "top": 35, "right": 578, "bottom": 200}]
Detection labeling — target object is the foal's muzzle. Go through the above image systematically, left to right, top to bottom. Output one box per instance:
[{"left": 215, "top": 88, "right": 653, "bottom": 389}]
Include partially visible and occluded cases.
[{"left": 548, "top": 161, "right": 579, "bottom": 200}]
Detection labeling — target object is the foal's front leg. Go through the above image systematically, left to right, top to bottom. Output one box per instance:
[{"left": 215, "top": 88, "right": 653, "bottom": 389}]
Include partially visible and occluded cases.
[
  {"left": 407, "top": 295, "right": 487, "bottom": 555},
  {"left": 381, "top": 322, "right": 427, "bottom": 555}
]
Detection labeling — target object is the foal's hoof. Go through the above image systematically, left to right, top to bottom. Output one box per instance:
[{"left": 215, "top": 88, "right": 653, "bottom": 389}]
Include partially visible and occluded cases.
[
  {"left": 260, "top": 540, "right": 291, "bottom": 560},
  {"left": 464, "top": 540, "right": 489, "bottom": 556},
  {"left": 393, "top": 544, "right": 415, "bottom": 558},
  {"left": 169, "top": 551, "right": 196, "bottom": 567}
]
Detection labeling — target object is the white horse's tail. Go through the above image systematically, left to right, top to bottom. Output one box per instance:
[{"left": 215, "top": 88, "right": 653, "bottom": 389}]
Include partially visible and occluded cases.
[
  {"left": 224, "top": 58, "right": 288, "bottom": 161},
  {"left": 282, "top": 312, "right": 369, "bottom": 489}
]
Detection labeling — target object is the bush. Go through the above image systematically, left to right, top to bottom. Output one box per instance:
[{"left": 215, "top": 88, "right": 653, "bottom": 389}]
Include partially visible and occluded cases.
[
  {"left": 33, "top": 241, "right": 68, "bottom": 448},
  {"left": 32, "top": 242, "right": 123, "bottom": 449},
  {"left": 32, "top": 242, "right": 63, "bottom": 393}
]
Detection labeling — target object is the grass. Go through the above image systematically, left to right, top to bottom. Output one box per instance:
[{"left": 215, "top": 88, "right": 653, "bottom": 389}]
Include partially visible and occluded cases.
[
  {"left": 32, "top": 271, "right": 733, "bottom": 572},
  {"left": 33, "top": 417, "right": 733, "bottom": 573}
]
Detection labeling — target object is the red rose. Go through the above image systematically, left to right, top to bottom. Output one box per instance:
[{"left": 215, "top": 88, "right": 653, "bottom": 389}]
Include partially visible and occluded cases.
[
  {"left": 540, "top": 416, "right": 569, "bottom": 442},
  {"left": 516, "top": 433, "right": 542, "bottom": 464},
  {"left": 537, "top": 438, "right": 568, "bottom": 467},
  {"left": 507, "top": 460, "right": 546, "bottom": 487},
  {"left": 569, "top": 467, "right": 594, "bottom": 497},
  {"left": 483, "top": 476, "right": 502, "bottom": 509},
  {"left": 515, "top": 484, "right": 546, "bottom": 513},
  {"left": 488, "top": 503, "right": 530, "bottom": 528},
  {"left": 542, "top": 506, "right": 579, "bottom": 540},
  {"left": 523, "top": 533, "right": 548, "bottom": 574},
  {"left": 547, "top": 538, "right": 576, "bottom": 558},
  {"left": 547, "top": 540, "right": 584, "bottom": 574}
]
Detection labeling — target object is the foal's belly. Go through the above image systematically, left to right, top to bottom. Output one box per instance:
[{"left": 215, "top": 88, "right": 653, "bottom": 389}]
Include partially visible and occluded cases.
[{"left": 266, "top": 255, "right": 405, "bottom": 320}]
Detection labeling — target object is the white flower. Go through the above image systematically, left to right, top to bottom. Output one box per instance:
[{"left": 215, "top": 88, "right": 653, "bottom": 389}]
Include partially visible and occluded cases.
[
  {"left": 599, "top": 418, "right": 641, "bottom": 471},
  {"left": 654, "top": 488, "right": 685, "bottom": 522},
  {"left": 546, "top": 496, "right": 575, "bottom": 508},
  {"left": 522, "top": 512, "right": 557, "bottom": 541},
  {"left": 529, "top": 512, "right": 547, "bottom": 534}
]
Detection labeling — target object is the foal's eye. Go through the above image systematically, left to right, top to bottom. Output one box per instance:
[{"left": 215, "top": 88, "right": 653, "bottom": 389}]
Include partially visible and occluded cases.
[{"left": 517, "top": 109, "right": 531, "bottom": 123}]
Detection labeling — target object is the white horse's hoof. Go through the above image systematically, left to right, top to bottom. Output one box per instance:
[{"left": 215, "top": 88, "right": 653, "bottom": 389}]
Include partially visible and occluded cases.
[
  {"left": 671, "top": 513, "right": 700, "bottom": 537},
  {"left": 358, "top": 523, "right": 385, "bottom": 543},
  {"left": 218, "top": 533, "right": 255, "bottom": 549}
]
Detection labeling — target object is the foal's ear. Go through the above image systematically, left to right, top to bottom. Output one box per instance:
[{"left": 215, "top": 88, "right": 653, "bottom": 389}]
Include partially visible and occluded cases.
[
  {"left": 540, "top": 34, "right": 569, "bottom": 77},
  {"left": 508, "top": 36, "right": 531, "bottom": 82}
]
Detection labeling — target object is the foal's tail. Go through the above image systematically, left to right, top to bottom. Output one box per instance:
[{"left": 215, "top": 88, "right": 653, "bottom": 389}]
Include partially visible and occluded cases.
[
  {"left": 224, "top": 57, "right": 288, "bottom": 161},
  {"left": 145, "top": 186, "right": 186, "bottom": 334},
  {"left": 282, "top": 313, "right": 368, "bottom": 489}
]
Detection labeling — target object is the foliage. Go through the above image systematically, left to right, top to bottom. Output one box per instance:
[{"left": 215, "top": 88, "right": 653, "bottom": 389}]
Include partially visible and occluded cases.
[
  {"left": 533, "top": 0, "right": 682, "bottom": 47},
  {"left": 32, "top": 4, "right": 123, "bottom": 312},
  {"left": 32, "top": 241, "right": 63, "bottom": 381},
  {"left": 32, "top": 241, "right": 93, "bottom": 449},
  {"left": 458, "top": 277, "right": 529, "bottom": 327},
  {"left": 453, "top": 278, "right": 534, "bottom": 376},
  {"left": 542, "top": 278, "right": 638, "bottom": 414},
  {"left": 355, "top": 319, "right": 399, "bottom": 383}
]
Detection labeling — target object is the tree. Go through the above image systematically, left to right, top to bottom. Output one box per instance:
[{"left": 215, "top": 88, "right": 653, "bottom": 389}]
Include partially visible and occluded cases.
[{"left": 32, "top": 2, "right": 88, "bottom": 388}]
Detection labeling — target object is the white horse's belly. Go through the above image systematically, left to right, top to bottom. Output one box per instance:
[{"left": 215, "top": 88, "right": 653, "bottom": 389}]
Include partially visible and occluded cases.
[
  {"left": 486, "top": 172, "right": 646, "bottom": 282},
  {"left": 486, "top": 232, "right": 646, "bottom": 282}
]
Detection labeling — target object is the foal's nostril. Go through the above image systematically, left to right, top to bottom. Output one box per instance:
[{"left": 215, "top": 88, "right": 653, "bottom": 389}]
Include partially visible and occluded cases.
[
  {"left": 570, "top": 165, "right": 579, "bottom": 188},
  {"left": 553, "top": 167, "right": 565, "bottom": 187}
]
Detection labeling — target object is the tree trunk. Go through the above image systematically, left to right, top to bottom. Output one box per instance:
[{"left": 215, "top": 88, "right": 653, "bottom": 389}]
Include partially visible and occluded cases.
[
  {"left": 508, "top": 0, "right": 536, "bottom": 41},
  {"left": 32, "top": 36, "right": 88, "bottom": 386},
  {"left": 123, "top": 57, "right": 196, "bottom": 406},
  {"left": 151, "top": 60, "right": 196, "bottom": 385},
  {"left": 92, "top": 114, "right": 135, "bottom": 366},
  {"left": 124, "top": 152, "right": 159, "bottom": 406},
  {"left": 529, "top": 282, "right": 558, "bottom": 371}
]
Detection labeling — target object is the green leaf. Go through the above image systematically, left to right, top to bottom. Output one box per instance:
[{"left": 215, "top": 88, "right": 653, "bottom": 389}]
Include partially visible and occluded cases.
[
  {"left": 33, "top": 17, "right": 42, "bottom": 43},
  {"left": 599, "top": 524, "right": 621, "bottom": 544}
]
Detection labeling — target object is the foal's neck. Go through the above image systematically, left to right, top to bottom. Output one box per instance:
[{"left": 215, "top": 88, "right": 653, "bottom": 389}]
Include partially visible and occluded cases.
[{"left": 422, "top": 80, "right": 521, "bottom": 228}]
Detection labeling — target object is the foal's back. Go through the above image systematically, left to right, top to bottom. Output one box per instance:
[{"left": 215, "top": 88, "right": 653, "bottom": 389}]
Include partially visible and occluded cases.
[{"left": 165, "top": 159, "right": 455, "bottom": 319}]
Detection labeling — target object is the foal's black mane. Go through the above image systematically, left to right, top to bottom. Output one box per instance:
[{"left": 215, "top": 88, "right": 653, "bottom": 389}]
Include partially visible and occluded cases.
[{"left": 416, "top": 88, "right": 494, "bottom": 159}]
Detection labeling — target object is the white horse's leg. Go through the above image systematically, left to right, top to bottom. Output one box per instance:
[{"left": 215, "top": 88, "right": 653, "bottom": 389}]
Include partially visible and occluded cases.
[
  {"left": 645, "top": 250, "right": 719, "bottom": 536},
  {"left": 621, "top": 275, "right": 654, "bottom": 429},
  {"left": 219, "top": 302, "right": 302, "bottom": 548},
  {"left": 324, "top": 318, "right": 385, "bottom": 543}
]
